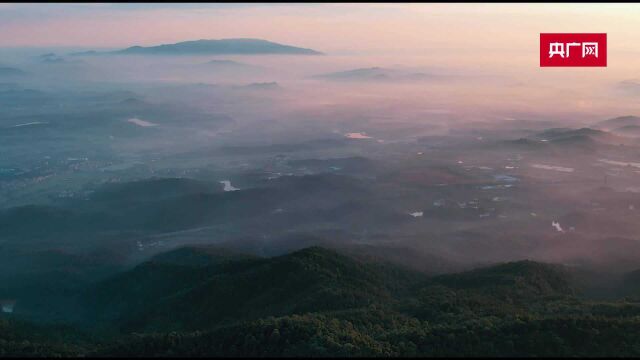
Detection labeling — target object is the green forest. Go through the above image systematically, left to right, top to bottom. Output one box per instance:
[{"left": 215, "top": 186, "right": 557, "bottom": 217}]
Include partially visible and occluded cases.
[{"left": 4, "top": 246, "right": 640, "bottom": 357}]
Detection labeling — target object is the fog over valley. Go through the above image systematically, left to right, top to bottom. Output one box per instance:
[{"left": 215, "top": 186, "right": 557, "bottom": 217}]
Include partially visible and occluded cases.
[{"left": 4, "top": 3, "right": 640, "bottom": 357}]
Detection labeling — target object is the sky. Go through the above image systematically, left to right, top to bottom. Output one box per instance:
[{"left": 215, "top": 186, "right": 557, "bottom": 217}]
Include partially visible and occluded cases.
[
  {"left": 1, "top": 3, "right": 639, "bottom": 53},
  {"left": 2, "top": 3, "right": 640, "bottom": 119},
  {"left": 2, "top": 3, "right": 640, "bottom": 75}
]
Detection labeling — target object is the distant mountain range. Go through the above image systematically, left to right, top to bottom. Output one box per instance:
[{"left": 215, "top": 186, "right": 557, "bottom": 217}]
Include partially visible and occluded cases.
[
  {"left": 71, "top": 38, "right": 322, "bottom": 56},
  {"left": 36, "top": 53, "right": 84, "bottom": 65},
  {"left": 38, "top": 53, "right": 65, "bottom": 63},
  {"left": 0, "top": 67, "right": 27, "bottom": 77},
  {"left": 313, "top": 67, "right": 445, "bottom": 82},
  {"left": 237, "top": 82, "right": 281, "bottom": 90},
  {"left": 587, "top": 115, "right": 640, "bottom": 138},
  {"left": 593, "top": 115, "right": 640, "bottom": 131},
  {"left": 502, "top": 125, "right": 631, "bottom": 153},
  {"left": 532, "top": 127, "right": 611, "bottom": 142}
]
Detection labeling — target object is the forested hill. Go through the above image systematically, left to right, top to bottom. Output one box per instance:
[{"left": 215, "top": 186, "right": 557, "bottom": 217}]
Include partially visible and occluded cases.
[{"left": 4, "top": 246, "right": 640, "bottom": 357}]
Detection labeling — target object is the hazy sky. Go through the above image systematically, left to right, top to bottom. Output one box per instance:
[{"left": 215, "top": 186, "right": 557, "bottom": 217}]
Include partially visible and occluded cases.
[
  {"left": 1, "top": 3, "right": 639, "bottom": 53},
  {"left": 2, "top": 3, "right": 640, "bottom": 119},
  {"left": 2, "top": 3, "right": 640, "bottom": 76}
]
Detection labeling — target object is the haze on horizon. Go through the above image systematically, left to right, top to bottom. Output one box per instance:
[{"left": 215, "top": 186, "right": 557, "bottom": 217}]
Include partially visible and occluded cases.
[{"left": 1, "top": 3, "right": 640, "bottom": 119}]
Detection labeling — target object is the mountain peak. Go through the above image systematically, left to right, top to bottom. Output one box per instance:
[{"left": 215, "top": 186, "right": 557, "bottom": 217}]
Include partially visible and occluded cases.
[{"left": 113, "top": 38, "right": 323, "bottom": 55}]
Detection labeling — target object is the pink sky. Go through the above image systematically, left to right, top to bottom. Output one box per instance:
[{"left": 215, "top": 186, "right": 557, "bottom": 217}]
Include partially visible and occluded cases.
[
  {"left": 1, "top": 3, "right": 639, "bottom": 55},
  {"left": 2, "top": 3, "right": 640, "bottom": 118}
]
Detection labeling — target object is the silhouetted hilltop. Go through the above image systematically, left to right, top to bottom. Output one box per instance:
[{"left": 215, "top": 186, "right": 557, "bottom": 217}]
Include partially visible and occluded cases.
[
  {"left": 110, "top": 38, "right": 322, "bottom": 55},
  {"left": 0, "top": 67, "right": 27, "bottom": 77},
  {"left": 594, "top": 115, "right": 640, "bottom": 130}
]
